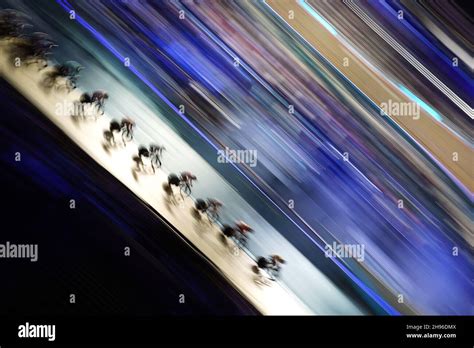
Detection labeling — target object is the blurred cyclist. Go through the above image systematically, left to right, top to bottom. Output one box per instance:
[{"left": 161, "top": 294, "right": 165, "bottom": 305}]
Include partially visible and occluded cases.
[
  {"left": 91, "top": 90, "right": 109, "bottom": 115},
  {"left": 121, "top": 117, "right": 135, "bottom": 133},
  {"left": 109, "top": 119, "right": 121, "bottom": 133},
  {"left": 138, "top": 145, "right": 150, "bottom": 159},
  {"left": 180, "top": 171, "right": 197, "bottom": 187},
  {"left": 207, "top": 198, "right": 223, "bottom": 214},
  {"left": 233, "top": 220, "right": 253, "bottom": 248},
  {"left": 235, "top": 220, "right": 253, "bottom": 235},
  {"left": 256, "top": 254, "right": 286, "bottom": 280},
  {"left": 268, "top": 255, "right": 286, "bottom": 279}
]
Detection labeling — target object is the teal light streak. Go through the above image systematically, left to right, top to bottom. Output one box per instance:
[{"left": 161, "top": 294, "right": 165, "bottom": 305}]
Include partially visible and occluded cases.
[
  {"left": 297, "top": 0, "right": 338, "bottom": 36},
  {"left": 399, "top": 85, "right": 443, "bottom": 122}
]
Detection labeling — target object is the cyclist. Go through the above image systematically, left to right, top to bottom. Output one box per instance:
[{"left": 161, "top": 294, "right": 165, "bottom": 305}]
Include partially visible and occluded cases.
[
  {"left": 0, "top": 9, "right": 30, "bottom": 38},
  {"left": 10, "top": 32, "right": 55, "bottom": 71},
  {"left": 58, "top": 60, "right": 83, "bottom": 89},
  {"left": 43, "top": 61, "right": 82, "bottom": 92},
  {"left": 91, "top": 90, "right": 109, "bottom": 115},
  {"left": 75, "top": 92, "right": 92, "bottom": 117},
  {"left": 79, "top": 92, "right": 92, "bottom": 104},
  {"left": 120, "top": 117, "right": 135, "bottom": 143},
  {"left": 121, "top": 117, "right": 135, "bottom": 133},
  {"left": 109, "top": 119, "right": 121, "bottom": 133},
  {"left": 149, "top": 143, "right": 165, "bottom": 157},
  {"left": 149, "top": 144, "right": 165, "bottom": 169},
  {"left": 138, "top": 145, "right": 150, "bottom": 159},
  {"left": 179, "top": 171, "right": 197, "bottom": 196},
  {"left": 180, "top": 171, "right": 197, "bottom": 187},
  {"left": 180, "top": 171, "right": 196, "bottom": 196},
  {"left": 168, "top": 173, "right": 181, "bottom": 188},
  {"left": 201, "top": 198, "right": 222, "bottom": 222},
  {"left": 207, "top": 198, "right": 223, "bottom": 216},
  {"left": 195, "top": 199, "right": 208, "bottom": 213},
  {"left": 234, "top": 220, "right": 253, "bottom": 247},
  {"left": 235, "top": 220, "right": 253, "bottom": 235},
  {"left": 221, "top": 224, "right": 236, "bottom": 238},
  {"left": 255, "top": 255, "right": 285, "bottom": 280},
  {"left": 268, "top": 255, "right": 286, "bottom": 279},
  {"left": 257, "top": 256, "right": 271, "bottom": 270},
  {"left": 252, "top": 258, "right": 271, "bottom": 285}
]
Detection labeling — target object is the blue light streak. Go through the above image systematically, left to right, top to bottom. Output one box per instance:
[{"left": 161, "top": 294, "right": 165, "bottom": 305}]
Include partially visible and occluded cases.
[{"left": 56, "top": 0, "right": 398, "bottom": 315}]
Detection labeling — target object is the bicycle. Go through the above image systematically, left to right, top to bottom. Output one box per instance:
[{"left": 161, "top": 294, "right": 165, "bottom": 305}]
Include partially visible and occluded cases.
[
  {"left": 94, "top": 101, "right": 106, "bottom": 116},
  {"left": 121, "top": 127, "right": 133, "bottom": 143},
  {"left": 149, "top": 146, "right": 165, "bottom": 173},
  {"left": 149, "top": 154, "right": 162, "bottom": 173},
  {"left": 179, "top": 181, "right": 192, "bottom": 197},
  {"left": 206, "top": 208, "right": 220, "bottom": 223},
  {"left": 233, "top": 231, "right": 249, "bottom": 249}
]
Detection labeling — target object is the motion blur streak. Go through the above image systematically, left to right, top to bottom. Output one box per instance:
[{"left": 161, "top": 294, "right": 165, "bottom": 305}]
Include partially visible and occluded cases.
[
  {"left": 2, "top": 0, "right": 472, "bottom": 315},
  {"left": 54, "top": 0, "right": 397, "bottom": 315}
]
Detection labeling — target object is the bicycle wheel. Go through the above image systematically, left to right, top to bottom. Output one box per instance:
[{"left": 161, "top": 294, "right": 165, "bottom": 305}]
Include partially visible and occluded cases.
[
  {"left": 96, "top": 103, "right": 105, "bottom": 115},
  {"left": 122, "top": 129, "right": 133, "bottom": 142},
  {"left": 151, "top": 155, "right": 161, "bottom": 169}
]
